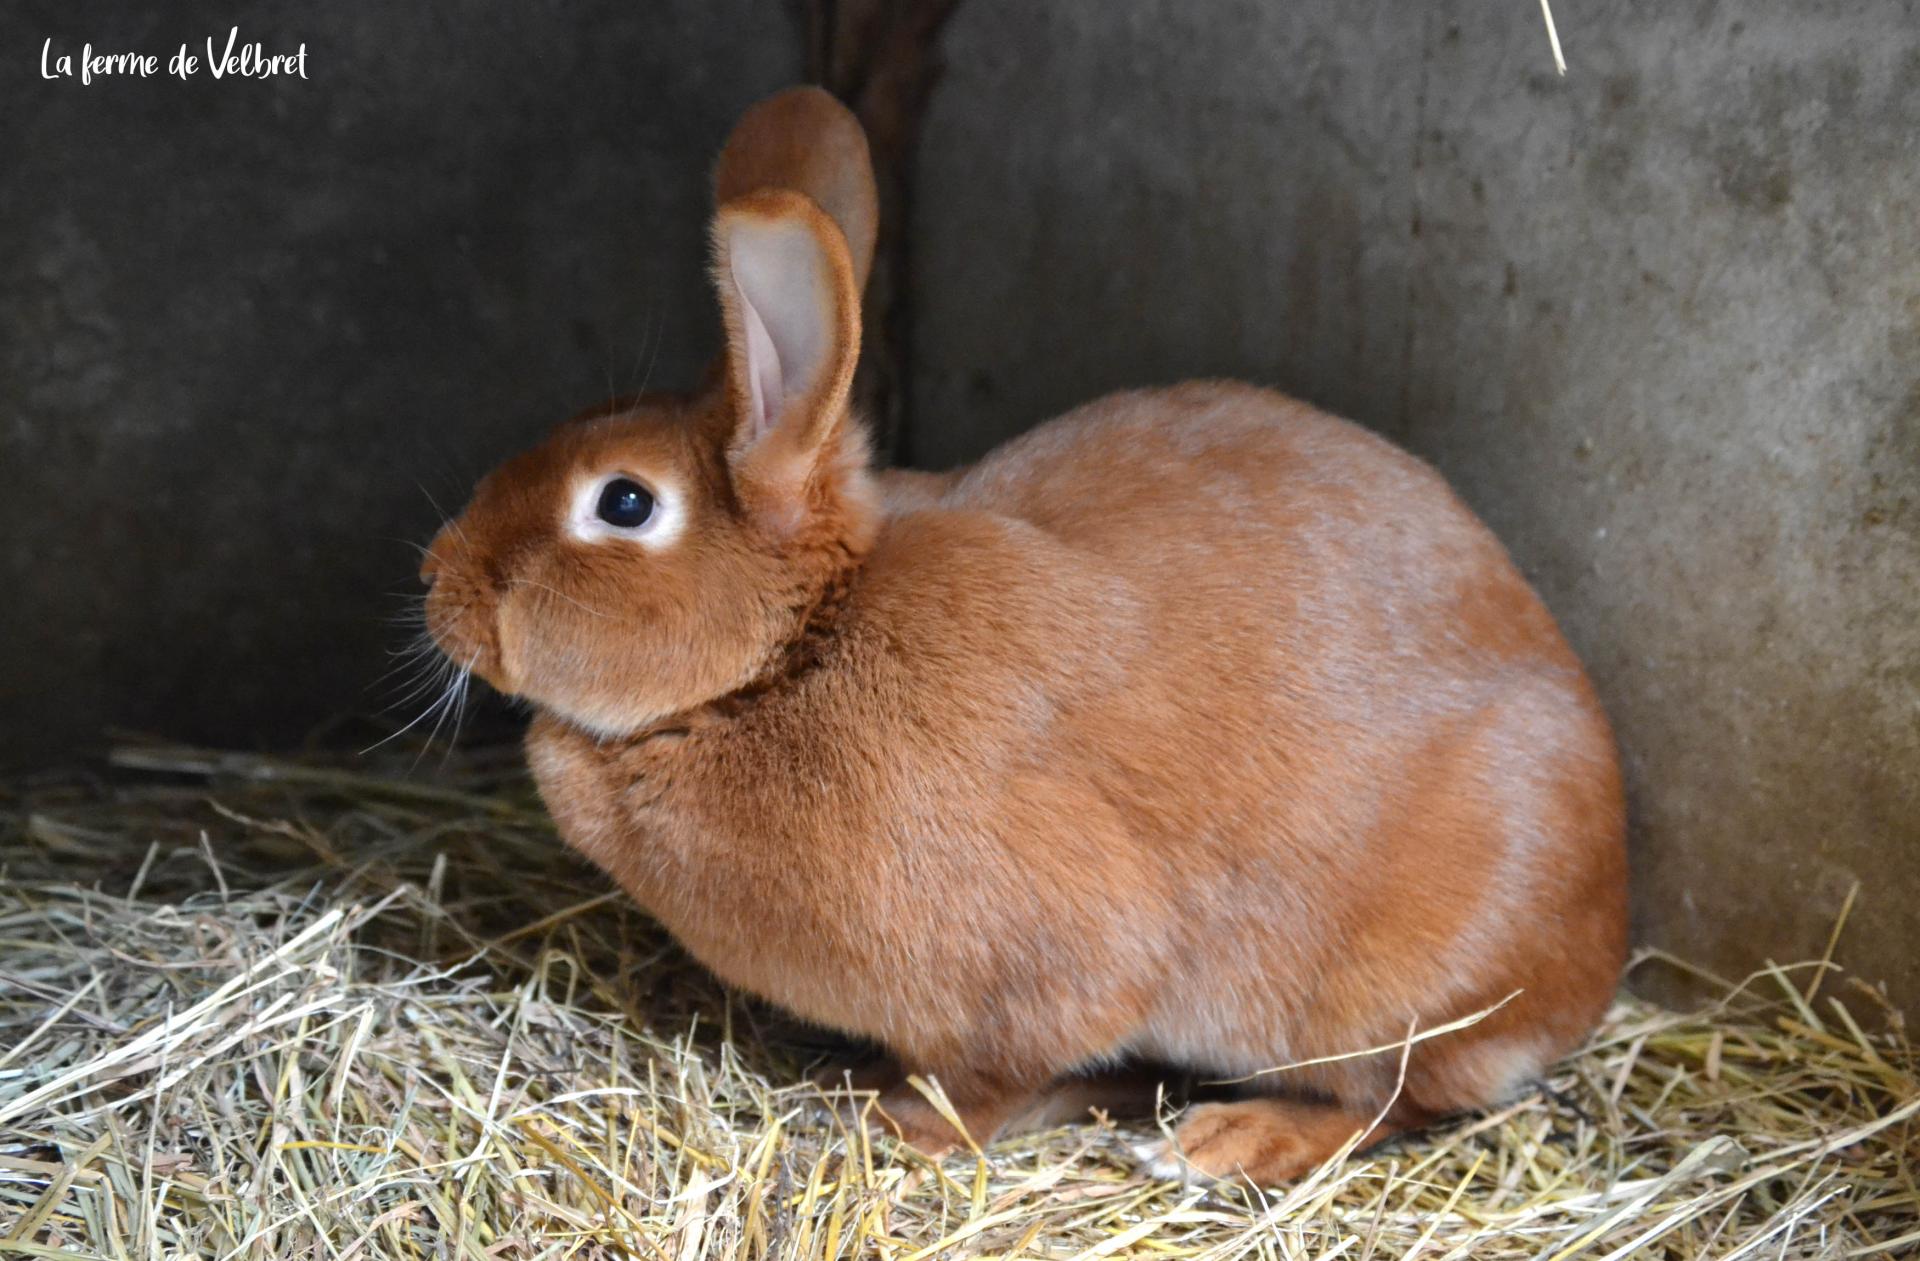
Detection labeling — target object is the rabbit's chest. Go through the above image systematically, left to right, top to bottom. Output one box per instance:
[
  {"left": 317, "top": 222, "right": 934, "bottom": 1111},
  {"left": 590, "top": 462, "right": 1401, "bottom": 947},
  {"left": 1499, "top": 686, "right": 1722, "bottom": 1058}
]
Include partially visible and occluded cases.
[{"left": 528, "top": 711, "right": 1073, "bottom": 1046}]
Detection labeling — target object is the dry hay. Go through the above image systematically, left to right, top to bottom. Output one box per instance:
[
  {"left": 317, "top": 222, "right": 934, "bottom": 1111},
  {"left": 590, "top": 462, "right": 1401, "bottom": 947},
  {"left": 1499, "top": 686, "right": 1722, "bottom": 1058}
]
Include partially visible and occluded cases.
[{"left": 1, "top": 742, "right": 1915, "bottom": 1259}]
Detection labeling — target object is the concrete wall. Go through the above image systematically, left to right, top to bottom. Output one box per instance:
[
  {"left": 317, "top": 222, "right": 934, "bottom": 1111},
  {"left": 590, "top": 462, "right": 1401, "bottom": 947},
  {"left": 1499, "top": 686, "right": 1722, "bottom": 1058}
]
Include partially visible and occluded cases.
[
  {"left": 912, "top": 0, "right": 1920, "bottom": 1012},
  {"left": 1, "top": 1, "right": 799, "bottom": 758},
  {"left": 6, "top": 1, "right": 1916, "bottom": 1013}
]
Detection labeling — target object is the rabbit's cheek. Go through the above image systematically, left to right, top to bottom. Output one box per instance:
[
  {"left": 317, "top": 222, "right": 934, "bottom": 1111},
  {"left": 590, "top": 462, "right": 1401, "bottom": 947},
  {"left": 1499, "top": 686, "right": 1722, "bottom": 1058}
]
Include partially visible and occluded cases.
[
  {"left": 491, "top": 595, "right": 549, "bottom": 696},
  {"left": 469, "top": 625, "right": 511, "bottom": 693}
]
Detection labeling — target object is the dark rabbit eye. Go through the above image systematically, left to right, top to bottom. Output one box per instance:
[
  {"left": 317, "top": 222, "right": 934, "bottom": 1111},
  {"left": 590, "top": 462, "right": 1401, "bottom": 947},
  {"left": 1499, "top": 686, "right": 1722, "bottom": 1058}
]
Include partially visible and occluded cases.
[{"left": 595, "top": 477, "right": 655, "bottom": 528}]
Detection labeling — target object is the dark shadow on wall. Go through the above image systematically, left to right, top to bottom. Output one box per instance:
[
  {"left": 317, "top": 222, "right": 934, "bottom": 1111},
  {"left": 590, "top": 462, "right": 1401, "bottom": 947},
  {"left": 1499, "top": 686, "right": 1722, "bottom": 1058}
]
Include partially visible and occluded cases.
[{"left": 0, "top": 0, "right": 802, "bottom": 763}]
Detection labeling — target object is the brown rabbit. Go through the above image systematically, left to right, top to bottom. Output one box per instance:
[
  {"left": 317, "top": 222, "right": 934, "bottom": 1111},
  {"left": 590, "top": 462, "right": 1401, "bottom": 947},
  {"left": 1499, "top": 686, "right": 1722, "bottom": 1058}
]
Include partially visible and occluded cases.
[{"left": 420, "top": 86, "right": 1629, "bottom": 1185}]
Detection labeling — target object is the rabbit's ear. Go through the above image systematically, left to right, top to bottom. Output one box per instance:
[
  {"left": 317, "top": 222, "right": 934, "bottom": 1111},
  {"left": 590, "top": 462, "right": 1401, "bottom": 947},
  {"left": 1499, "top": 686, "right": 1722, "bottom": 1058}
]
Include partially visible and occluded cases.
[
  {"left": 714, "top": 87, "right": 878, "bottom": 294},
  {"left": 711, "top": 189, "right": 863, "bottom": 522}
]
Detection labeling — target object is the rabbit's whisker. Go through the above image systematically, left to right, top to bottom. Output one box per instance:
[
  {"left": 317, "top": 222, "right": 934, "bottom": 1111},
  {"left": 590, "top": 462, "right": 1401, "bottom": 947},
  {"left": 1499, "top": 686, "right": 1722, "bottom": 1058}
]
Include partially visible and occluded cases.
[
  {"left": 417, "top": 482, "right": 469, "bottom": 548},
  {"left": 410, "top": 654, "right": 475, "bottom": 773},
  {"left": 361, "top": 665, "right": 461, "bottom": 755}
]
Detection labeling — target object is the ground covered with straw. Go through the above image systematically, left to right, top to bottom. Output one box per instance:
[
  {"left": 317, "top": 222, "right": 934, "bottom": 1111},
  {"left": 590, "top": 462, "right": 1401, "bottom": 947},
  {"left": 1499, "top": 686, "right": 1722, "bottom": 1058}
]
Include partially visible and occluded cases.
[{"left": 2, "top": 742, "right": 1915, "bottom": 1259}]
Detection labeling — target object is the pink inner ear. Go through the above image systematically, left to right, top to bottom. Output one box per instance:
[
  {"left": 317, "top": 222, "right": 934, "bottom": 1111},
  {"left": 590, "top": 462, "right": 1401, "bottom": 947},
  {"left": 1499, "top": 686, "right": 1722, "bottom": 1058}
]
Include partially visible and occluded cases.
[
  {"left": 724, "top": 211, "right": 839, "bottom": 453},
  {"left": 735, "top": 271, "right": 784, "bottom": 441}
]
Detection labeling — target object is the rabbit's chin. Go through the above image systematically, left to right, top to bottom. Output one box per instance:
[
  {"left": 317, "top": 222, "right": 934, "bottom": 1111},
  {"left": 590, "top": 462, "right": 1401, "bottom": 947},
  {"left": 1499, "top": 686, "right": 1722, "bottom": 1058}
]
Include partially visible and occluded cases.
[
  {"left": 488, "top": 666, "right": 660, "bottom": 741},
  {"left": 527, "top": 698, "right": 671, "bottom": 744}
]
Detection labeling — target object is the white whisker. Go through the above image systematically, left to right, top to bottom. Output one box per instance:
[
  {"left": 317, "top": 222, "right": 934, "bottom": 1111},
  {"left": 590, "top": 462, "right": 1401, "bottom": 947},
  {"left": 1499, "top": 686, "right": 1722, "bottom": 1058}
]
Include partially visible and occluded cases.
[
  {"left": 418, "top": 482, "right": 468, "bottom": 547},
  {"left": 410, "top": 655, "right": 474, "bottom": 773},
  {"left": 438, "top": 655, "right": 480, "bottom": 768},
  {"left": 361, "top": 672, "right": 459, "bottom": 755}
]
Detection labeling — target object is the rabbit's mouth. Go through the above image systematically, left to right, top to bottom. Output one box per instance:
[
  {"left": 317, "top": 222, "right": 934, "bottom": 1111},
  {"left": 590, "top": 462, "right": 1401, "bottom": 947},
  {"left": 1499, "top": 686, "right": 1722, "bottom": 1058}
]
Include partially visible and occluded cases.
[
  {"left": 417, "top": 514, "right": 518, "bottom": 690},
  {"left": 419, "top": 565, "right": 507, "bottom": 692},
  {"left": 428, "top": 603, "right": 503, "bottom": 688}
]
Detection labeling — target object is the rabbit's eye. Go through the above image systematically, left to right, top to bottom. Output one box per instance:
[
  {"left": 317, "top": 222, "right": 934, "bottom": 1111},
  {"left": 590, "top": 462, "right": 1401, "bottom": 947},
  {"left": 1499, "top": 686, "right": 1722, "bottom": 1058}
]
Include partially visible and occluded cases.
[{"left": 595, "top": 478, "right": 656, "bottom": 529}]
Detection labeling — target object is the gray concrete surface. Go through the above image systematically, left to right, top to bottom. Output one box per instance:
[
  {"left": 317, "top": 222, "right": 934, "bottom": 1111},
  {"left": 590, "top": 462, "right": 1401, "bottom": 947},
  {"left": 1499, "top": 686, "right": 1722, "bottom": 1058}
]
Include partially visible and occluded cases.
[
  {"left": 1, "top": 0, "right": 799, "bottom": 758},
  {"left": 912, "top": 0, "right": 1920, "bottom": 1012}
]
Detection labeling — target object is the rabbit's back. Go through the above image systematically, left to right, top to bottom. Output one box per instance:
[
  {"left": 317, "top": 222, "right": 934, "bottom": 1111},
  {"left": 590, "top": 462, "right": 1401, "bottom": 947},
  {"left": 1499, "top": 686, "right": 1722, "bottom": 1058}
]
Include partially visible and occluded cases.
[
  {"left": 945, "top": 379, "right": 1580, "bottom": 715},
  {"left": 951, "top": 382, "right": 1541, "bottom": 652}
]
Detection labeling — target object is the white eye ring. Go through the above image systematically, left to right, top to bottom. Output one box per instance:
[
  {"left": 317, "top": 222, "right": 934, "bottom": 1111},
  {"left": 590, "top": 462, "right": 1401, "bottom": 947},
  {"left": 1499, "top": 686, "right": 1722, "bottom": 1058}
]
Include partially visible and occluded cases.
[{"left": 567, "top": 472, "right": 683, "bottom": 547}]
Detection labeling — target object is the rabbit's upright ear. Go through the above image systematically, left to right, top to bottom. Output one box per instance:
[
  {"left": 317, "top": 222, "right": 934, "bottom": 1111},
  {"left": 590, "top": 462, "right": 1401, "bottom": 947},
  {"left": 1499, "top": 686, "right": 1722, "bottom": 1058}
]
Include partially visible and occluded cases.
[
  {"left": 714, "top": 87, "right": 878, "bottom": 294},
  {"left": 711, "top": 189, "right": 863, "bottom": 525}
]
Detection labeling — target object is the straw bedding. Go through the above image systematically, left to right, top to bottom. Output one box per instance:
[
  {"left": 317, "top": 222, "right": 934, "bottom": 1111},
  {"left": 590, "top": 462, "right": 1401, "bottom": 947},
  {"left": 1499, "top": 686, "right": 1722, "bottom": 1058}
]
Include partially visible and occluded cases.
[{"left": 2, "top": 742, "right": 1915, "bottom": 1259}]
